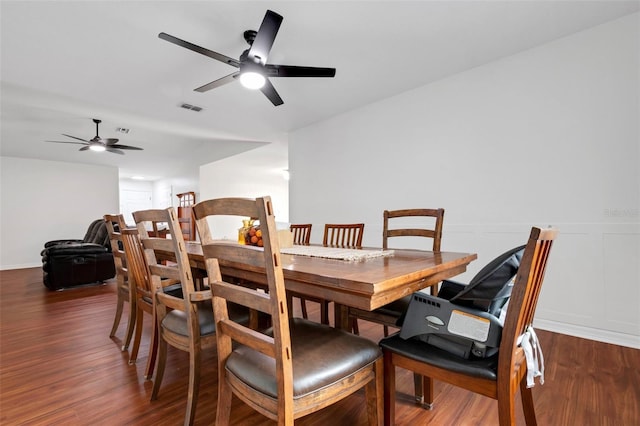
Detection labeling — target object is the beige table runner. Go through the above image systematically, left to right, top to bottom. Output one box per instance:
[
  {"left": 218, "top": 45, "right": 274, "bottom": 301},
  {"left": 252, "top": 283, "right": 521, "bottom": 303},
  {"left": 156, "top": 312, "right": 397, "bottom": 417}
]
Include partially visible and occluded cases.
[{"left": 280, "top": 246, "right": 394, "bottom": 261}]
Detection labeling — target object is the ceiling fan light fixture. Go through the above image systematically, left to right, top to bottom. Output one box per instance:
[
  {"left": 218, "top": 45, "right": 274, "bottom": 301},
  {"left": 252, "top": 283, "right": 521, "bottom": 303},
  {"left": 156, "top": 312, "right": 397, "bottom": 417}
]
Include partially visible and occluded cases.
[
  {"left": 239, "top": 71, "right": 265, "bottom": 90},
  {"left": 47, "top": 118, "right": 142, "bottom": 154}
]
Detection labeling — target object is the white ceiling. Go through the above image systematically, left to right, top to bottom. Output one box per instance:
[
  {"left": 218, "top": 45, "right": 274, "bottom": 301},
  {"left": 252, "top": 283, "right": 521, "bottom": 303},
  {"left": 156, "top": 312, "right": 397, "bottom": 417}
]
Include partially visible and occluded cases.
[{"left": 2, "top": 1, "right": 638, "bottom": 182}]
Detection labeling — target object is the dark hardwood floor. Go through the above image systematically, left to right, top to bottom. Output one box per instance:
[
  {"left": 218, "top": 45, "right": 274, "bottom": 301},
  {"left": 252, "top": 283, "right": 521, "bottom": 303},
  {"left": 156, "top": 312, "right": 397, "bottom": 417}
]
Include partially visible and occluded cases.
[{"left": 1, "top": 267, "right": 638, "bottom": 425}]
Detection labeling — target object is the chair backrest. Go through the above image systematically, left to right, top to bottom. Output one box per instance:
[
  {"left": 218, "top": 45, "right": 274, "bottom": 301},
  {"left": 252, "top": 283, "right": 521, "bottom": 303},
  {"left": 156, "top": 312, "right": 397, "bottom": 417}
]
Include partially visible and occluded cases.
[
  {"left": 192, "top": 197, "right": 293, "bottom": 409},
  {"left": 132, "top": 208, "right": 195, "bottom": 317},
  {"left": 383, "top": 208, "right": 444, "bottom": 251},
  {"left": 104, "top": 214, "right": 128, "bottom": 283},
  {"left": 147, "top": 219, "right": 171, "bottom": 238},
  {"left": 290, "top": 223, "right": 312, "bottom": 245},
  {"left": 323, "top": 223, "right": 364, "bottom": 248},
  {"left": 120, "top": 227, "right": 153, "bottom": 302},
  {"left": 498, "top": 227, "right": 557, "bottom": 378}
]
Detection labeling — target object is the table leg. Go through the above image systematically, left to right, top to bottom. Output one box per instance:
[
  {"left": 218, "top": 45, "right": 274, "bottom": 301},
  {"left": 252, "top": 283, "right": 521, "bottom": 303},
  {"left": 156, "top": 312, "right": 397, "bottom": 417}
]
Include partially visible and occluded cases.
[{"left": 334, "top": 303, "right": 350, "bottom": 330}]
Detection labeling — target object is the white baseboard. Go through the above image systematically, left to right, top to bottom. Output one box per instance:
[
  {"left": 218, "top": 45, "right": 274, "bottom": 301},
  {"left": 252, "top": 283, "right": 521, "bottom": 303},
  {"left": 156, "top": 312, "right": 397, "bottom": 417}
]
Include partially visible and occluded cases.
[
  {"left": 1, "top": 263, "right": 42, "bottom": 271},
  {"left": 534, "top": 318, "right": 640, "bottom": 349}
]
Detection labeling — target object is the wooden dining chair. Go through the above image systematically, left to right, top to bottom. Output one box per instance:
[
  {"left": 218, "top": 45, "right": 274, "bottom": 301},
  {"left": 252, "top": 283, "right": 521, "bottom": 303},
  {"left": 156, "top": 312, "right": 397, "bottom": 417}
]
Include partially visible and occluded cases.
[
  {"left": 193, "top": 196, "right": 383, "bottom": 425},
  {"left": 132, "top": 207, "right": 216, "bottom": 426},
  {"left": 350, "top": 208, "right": 445, "bottom": 336},
  {"left": 104, "top": 214, "right": 135, "bottom": 351},
  {"left": 296, "top": 222, "right": 366, "bottom": 325},
  {"left": 288, "top": 223, "right": 327, "bottom": 323},
  {"left": 290, "top": 223, "right": 312, "bottom": 245},
  {"left": 323, "top": 223, "right": 365, "bottom": 248},
  {"left": 380, "top": 226, "right": 557, "bottom": 425},
  {"left": 120, "top": 227, "right": 182, "bottom": 379}
]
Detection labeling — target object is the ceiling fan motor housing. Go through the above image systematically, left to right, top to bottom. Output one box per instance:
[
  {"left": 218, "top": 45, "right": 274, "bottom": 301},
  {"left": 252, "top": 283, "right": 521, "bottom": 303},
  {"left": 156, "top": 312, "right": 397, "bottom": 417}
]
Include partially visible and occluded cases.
[{"left": 243, "top": 30, "right": 257, "bottom": 45}]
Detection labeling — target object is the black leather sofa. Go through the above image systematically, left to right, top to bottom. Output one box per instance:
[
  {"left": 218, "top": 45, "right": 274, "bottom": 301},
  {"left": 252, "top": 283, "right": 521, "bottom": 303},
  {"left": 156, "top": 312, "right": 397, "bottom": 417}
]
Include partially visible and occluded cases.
[{"left": 41, "top": 219, "right": 116, "bottom": 290}]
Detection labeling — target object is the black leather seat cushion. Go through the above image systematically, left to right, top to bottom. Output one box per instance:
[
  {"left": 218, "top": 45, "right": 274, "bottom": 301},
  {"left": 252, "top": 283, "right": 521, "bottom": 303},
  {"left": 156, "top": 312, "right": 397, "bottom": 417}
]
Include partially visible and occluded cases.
[
  {"left": 226, "top": 317, "right": 382, "bottom": 399},
  {"left": 379, "top": 333, "right": 498, "bottom": 380}
]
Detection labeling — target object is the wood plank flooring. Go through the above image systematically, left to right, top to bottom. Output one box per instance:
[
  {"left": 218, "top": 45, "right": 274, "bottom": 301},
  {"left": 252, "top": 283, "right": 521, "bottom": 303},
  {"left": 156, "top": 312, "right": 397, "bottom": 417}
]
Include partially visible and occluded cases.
[{"left": 1, "top": 267, "right": 638, "bottom": 425}]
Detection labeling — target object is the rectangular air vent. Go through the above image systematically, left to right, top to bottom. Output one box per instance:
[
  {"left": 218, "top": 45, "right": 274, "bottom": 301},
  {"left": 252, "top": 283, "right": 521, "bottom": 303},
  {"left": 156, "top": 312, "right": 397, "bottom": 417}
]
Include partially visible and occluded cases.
[
  {"left": 180, "top": 103, "right": 203, "bottom": 112},
  {"left": 116, "top": 127, "right": 130, "bottom": 134}
]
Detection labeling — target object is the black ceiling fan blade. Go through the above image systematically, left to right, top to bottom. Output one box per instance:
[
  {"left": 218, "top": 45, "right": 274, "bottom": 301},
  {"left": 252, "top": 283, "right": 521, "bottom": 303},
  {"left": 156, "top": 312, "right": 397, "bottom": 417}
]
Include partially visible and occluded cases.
[
  {"left": 248, "top": 10, "right": 283, "bottom": 65},
  {"left": 159, "top": 32, "right": 240, "bottom": 68},
  {"left": 266, "top": 64, "right": 336, "bottom": 78},
  {"left": 194, "top": 72, "right": 239, "bottom": 92},
  {"left": 260, "top": 78, "right": 284, "bottom": 106},
  {"left": 62, "top": 134, "right": 90, "bottom": 143},
  {"left": 101, "top": 138, "right": 120, "bottom": 145},
  {"left": 46, "top": 140, "right": 88, "bottom": 146},
  {"left": 109, "top": 144, "right": 143, "bottom": 151},
  {"left": 79, "top": 146, "right": 91, "bottom": 151},
  {"left": 106, "top": 147, "right": 125, "bottom": 155}
]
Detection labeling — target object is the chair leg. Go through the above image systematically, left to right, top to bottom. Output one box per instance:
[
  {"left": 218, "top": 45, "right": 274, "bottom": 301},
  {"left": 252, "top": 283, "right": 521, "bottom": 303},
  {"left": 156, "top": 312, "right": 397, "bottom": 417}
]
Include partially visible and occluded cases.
[
  {"left": 429, "top": 283, "right": 439, "bottom": 296},
  {"left": 122, "top": 287, "right": 136, "bottom": 351},
  {"left": 109, "top": 292, "right": 124, "bottom": 338},
  {"left": 300, "top": 297, "right": 309, "bottom": 319},
  {"left": 320, "top": 300, "right": 330, "bottom": 325},
  {"left": 129, "top": 307, "right": 144, "bottom": 364},
  {"left": 144, "top": 312, "right": 158, "bottom": 380},
  {"left": 351, "top": 318, "right": 360, "bottom": 335},
  {"left": 151, "top": 336, "right": 167, "bottom": 401},
  {"left": 184, "top": 345, "right": 201, "bottom": 426},
  {"left": 383, "top": 350, "right": 396, "bottom": 426},
  {"left": 365, "top": 358, "right": 383, "bottom": 426},
  {"left": 216, "top": 372, "right": 233, "bottom": 426},
  {"left": 410, "top": 373, "right": 433, "bottom": 408},
  {"left": 413, "top": 373, "right": 424, "bottom": 405},
  {"left": 423, "top": 375, "right": 434, "bottom": 409},
  {"left": 520, "top": 378, "right": 538, "bottom": 425},
  {"left": 497, "top": 383, "right": 517, "bottom": 426}
]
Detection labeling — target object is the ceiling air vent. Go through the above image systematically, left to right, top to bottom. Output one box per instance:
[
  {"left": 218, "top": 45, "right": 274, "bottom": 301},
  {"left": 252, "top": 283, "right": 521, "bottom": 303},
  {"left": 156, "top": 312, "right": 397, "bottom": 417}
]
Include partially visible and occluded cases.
[
  {"left": 180, "top": 103, "right": 203, "bottom": 112},
  {"left": 116, "top": 127, "right": 130, "bottom": 134}
]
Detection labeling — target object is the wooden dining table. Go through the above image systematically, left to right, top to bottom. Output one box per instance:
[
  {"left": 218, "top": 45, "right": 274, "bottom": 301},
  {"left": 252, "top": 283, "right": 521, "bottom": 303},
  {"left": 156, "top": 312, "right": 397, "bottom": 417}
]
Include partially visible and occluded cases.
[{"left": 158, "top": 242, "right": 477, "bottom": 330}]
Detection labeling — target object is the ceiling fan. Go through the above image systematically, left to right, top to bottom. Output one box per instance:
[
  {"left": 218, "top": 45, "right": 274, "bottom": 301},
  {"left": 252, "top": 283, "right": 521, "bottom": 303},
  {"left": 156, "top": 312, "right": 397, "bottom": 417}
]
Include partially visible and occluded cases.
[
  {"left": 159, "top": 9, "right": 336, "bottom": 106},
  {"left": 46, "top": 119, "right": 143, "bottom": 155}
]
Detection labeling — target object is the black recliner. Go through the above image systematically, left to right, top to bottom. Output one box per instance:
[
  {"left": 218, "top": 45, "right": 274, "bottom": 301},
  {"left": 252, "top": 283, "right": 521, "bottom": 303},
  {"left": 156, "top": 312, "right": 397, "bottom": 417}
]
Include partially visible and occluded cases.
[{"left": 41, "top": 219, "right": 116, "bottom": 290}]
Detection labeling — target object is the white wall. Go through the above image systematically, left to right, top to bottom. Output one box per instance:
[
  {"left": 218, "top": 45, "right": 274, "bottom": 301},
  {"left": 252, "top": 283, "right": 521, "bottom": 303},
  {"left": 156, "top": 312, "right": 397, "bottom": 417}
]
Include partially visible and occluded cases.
[
  {"left": 289, "top": 14, "right": 639, "bottom": 347},
  {"left": 199, "top": 138, "right": 289, "bottom": 240},
  {"left": 0, "top": 140, "right": 282, "bottom": 268},
  {"left": 0, "top": 156, "right": 119, "bottom": 269},
  {"left": 119, "top": 177, "right": 200, "bottom": 227},
  {"left": 119, "top": 179, "right": 153, "bottom": 226},
  {"left": 152, "top": 180, "right": 199, "bottom": 210}
]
